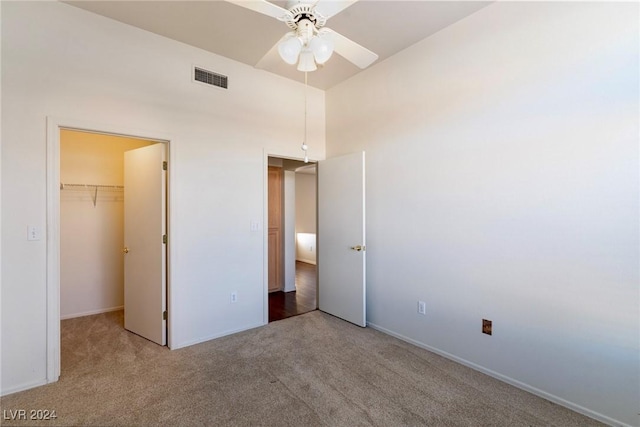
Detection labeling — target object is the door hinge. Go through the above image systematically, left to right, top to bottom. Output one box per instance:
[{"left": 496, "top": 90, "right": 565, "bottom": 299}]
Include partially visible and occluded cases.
[
  {"left": 162, "top": 161, "right": 167, "bottom": 171},
  {"left": 163, "top": 234, "right": 167, "bottom": 244},
  {"left": 163, "top": 310, "right": 167, "bottom": 320}
]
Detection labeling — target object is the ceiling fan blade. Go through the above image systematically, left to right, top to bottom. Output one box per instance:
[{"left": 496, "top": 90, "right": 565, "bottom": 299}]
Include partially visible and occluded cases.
[
  {"left": 223, "top": 0, "right": 291, "bottom": 20},
  {"left": 313, "top": 0, "right": 358, "bottom": 19},
  {"left": 325, "top": 28, "right": 378, "bottom": 69}
]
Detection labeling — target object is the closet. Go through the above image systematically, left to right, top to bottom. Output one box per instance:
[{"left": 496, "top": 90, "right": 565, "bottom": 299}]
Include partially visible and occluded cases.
[{"left": 59, "top": 130, "right": 154, "bottom": 319}]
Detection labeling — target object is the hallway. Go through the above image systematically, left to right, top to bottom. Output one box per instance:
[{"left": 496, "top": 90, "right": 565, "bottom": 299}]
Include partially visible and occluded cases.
[{"left": 269, "top": 261, "right": 316, "bottom": 322}]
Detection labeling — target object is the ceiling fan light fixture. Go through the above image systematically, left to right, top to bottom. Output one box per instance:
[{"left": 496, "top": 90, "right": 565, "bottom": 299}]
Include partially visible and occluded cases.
[
  {"left": 225, "top": 0, "right": 379, "bottom": 72},
  {"left": 278, "top": 33, "right": 302, "bottom": 65},
  {"left": 309, "top": 34, "right": 333, "bottom": 64},
  {"left": 297, "top": 49, "right": 317, "bottom": 72}
]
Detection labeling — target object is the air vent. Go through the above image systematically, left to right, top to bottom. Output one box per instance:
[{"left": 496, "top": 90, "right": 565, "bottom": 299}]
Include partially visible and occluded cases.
[{"left": 194, "top": 67, "right": 228, "bottom": 89}]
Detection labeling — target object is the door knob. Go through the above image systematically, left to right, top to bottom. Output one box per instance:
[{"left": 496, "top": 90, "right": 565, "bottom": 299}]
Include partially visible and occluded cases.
[
  {"left": 350, "top": 245, "right": 365, "bottom": 252},
  {"left": 123, "top": 247, "right": 129, "bottom": 254}
]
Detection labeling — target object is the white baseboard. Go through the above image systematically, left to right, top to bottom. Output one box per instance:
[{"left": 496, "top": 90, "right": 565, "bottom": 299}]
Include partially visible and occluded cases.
[
  {"left": 296, "top": 258, "right": 316, "bottom": 265},
  {"left": 60, "top": 305, "right": 124, "bottom": 320},
  {"left": 170, "top": 321, "right": 264, "bottom": 350},
  {"left": 366, "top": 322, "right": 629, "bottom": 427},
  {"left": 1, "top": 378, "right": 48, "bottom": 397}
]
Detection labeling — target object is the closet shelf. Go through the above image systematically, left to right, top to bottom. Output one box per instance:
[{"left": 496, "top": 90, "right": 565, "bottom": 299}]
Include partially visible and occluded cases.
[
  {"left": 60, "top": 183, "right": 124, "bottom": 206},
  {"left": 60, "top": 183, "right": 124, "bottom": 191}
]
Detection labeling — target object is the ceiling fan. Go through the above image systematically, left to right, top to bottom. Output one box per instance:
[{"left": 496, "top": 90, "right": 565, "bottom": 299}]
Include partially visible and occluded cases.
[{"left": 224, "top": 0, "right": 379, "bottom": 72}]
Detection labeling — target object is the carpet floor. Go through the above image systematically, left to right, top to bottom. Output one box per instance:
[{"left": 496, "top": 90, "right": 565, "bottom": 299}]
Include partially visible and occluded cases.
[{"left": 0, "top": 310, "right": 602, "bottom": 426}]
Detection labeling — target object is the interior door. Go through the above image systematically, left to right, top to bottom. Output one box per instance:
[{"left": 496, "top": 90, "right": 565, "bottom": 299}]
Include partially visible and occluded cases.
[
  {"left": 123, "top": 143, "right": 167, "bottom": 345},
  {"left": 318, "top": 151, "right": 366, "bottom": 327},
  {"left": 268, "top": 166, "right": 283, "bottom": 292}
]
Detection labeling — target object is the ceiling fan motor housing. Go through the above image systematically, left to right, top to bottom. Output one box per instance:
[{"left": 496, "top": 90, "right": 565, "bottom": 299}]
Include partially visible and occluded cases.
[{"left": 283, "top": 3, "right": 327, "bottom": 30}]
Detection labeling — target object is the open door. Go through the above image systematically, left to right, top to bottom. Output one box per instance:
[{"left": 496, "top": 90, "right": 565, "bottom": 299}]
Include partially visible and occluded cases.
[
  {"left": 123, "top": 144, "right": 167, "bottom": 345},
  {"left": 318, "top": 151, "right": 366, "bottom": 327}
]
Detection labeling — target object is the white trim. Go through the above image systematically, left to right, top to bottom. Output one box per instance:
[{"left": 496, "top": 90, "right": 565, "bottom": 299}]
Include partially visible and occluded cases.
[
  {"left": 46, "top": 117, "right": 177, "bottom": 386},
  {"left": 46, "top": 117, "right": 61, "bottom": 384},
  {"left": 262, "top": 151, "right": 269, "bottom": 326},
  {"left": 296, "top": 258, "right": 316, "bottom": 266},
  {"left": 60, "top": 306, "right": 124, "bottom": 320},
  {"left": 366, "top": 322, "right": 630, "bottom": 427},
  {"left": 1, "top": 379, "right": 49, "bottom": 397}
]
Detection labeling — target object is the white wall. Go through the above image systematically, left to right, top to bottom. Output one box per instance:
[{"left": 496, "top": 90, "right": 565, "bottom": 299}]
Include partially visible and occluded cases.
[
  {"left": 1, "top": 1, "right": 325, "bottom": 395},
  {"left": 326, "top": 2, "right": 638, "bottom": 426},
  {"left": 60, "top": 130, "right": 153, "bottom": 319},
  {"left": 283, "top": 170, "right": 296, "bottom": 292},
  {"left": 295, "top": 172, "right": 316, "bottom": 263},
  {"left": 295, "top": 172, "right": 316, "bottom": 233},
  {"left": 296, "top": 233, "right": 316, "bottom": 266}
]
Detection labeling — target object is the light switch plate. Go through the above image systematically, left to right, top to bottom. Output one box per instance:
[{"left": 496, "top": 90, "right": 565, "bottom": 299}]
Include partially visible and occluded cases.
[{"left": 28, "top": 225, "right": 41, "bottom": 241}]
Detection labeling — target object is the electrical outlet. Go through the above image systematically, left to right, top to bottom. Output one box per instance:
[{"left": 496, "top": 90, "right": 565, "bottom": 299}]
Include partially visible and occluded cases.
[
  {"left": 230, "top": 292, "right": 238, "bottom": 303},
  {"left": 418, "top": 301, "right": 426, "bottom": 315},
  {"left": 482, "top": 319, "right": 492, "bottom": 335}
]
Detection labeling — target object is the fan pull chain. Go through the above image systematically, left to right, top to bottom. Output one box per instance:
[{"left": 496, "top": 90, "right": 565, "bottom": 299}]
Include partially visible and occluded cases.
[{"left": 302, "top": 71, "right": 309, "bottom": 163}]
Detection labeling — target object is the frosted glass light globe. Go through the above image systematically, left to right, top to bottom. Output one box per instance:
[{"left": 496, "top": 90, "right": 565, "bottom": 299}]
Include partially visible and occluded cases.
[
  {"left": 278, "top": 35, "right": 302, "bottom": 65},
  {"left": 309, "top": 35, "right": 334, "bottom": 64}
]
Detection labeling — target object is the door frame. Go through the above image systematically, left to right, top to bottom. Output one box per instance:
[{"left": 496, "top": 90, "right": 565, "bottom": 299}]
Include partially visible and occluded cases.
[
  {"left": 45, "top": 116, "right": 174, "bottom": 384},
  {"left": 262, "top": 150, "right": 318, "bottom": 325}
]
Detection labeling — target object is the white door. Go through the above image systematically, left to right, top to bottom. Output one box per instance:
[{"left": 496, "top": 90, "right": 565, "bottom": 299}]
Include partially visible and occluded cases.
[
  {"left": 124, "top": 143, "right": 167, "bottom": 345},
  {"left": 318, "top": 151, "right": 366, "bottom": 327}
]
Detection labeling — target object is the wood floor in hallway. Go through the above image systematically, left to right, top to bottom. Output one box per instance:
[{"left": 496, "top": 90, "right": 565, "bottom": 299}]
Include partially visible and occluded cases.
[{"left": 269, "top": 261, "right": 316, "bottom": 322}]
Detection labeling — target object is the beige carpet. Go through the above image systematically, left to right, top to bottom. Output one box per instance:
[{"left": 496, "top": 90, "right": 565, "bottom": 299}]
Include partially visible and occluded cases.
[{"left": 0, "top": 310, "right": 602, "bottom": 426}]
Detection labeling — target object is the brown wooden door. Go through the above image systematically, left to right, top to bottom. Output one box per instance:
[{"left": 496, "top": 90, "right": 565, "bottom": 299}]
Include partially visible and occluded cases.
[{"left": 268, "top": 166, "right": 283, "bottom": 292}]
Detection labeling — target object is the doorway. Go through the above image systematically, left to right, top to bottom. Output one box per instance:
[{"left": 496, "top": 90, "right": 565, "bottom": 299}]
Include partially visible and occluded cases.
[
  {"left": 47, "top": 121, "right": 171, "bottom": 382},
  {"left": 60, "top": 130, "right": 155, "bottom": 321},
  {"left": 267, "top": 156, "right": 317, "bottom": 322}
]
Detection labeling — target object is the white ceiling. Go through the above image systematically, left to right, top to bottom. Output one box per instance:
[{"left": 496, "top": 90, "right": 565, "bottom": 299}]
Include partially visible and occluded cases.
[{"left": 64, "top": 0, "right": 491, "bottom": 90}]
